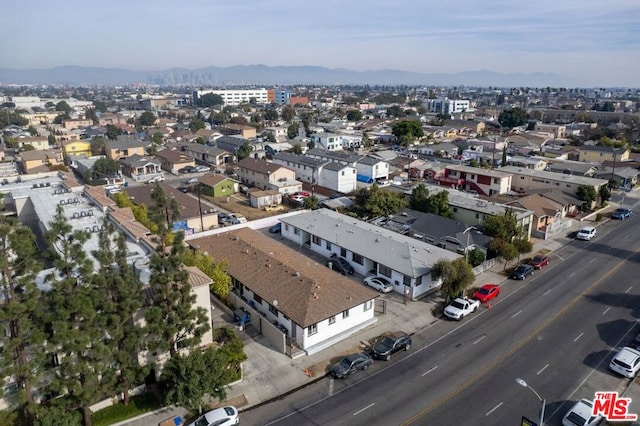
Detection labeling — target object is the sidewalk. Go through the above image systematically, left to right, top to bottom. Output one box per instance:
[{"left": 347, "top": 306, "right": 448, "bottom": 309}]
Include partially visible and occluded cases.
[{"left": 122, "top": 193, "right": 639, "bottom": 425}]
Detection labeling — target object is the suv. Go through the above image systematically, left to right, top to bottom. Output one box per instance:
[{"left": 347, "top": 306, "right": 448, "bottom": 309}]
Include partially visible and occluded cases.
[
  {"left": 576, "top": 227, "right": 596, "bottom": 241},
  {"left": 326, "top": 256, "right": 354, "bottom": 275},
  {"left": 510, "top": 264, "right": 535, "bottom": 280},
  {"left": 372, "top": 331, "right": 411, "bottom": 361},
  {"left": 609, "top": 346, "right": 640, "bottom": 378},
  {"left": 330, "top": 352, "right": 373, "bottom": 379},
  {"left": 562, "top": 399, "right": 601, "bottom": 426},
  {"left": 187, "top": 406, "right": 239, "bottom": 426}
]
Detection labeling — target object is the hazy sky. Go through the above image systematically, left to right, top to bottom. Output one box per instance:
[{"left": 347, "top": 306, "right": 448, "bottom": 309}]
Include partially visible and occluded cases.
[{"left": 3, "top": 0, "right": 639, "bottom": 86}]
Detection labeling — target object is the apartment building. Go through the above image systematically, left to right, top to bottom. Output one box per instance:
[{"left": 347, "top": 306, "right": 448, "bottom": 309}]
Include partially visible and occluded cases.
[{"left": 192, "top": 89, "right": 269, "bottom": 106}]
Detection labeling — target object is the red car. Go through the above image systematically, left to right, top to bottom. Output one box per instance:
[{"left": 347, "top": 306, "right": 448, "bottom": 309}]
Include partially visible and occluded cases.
[
  {"left": 293, "top": 191, "right": 310, "bottom": 197},
  {"left": 529, "top": 255, "right": 550, "bottom": 269},
  {"left": 473, "top": 284, "right": 500, "bottom": 304}
]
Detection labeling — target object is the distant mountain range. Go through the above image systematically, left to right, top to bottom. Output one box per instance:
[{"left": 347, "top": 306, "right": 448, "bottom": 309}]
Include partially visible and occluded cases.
[{"left": 0, "top": 64, "right": 582, "bottom": 87}]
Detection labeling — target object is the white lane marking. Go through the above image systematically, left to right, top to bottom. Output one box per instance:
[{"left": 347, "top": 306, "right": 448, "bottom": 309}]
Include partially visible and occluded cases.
[
  {"left": 624, "top": 235, "right": 630, "bottom": 240},
  {"left": 556, "top": 254, "right": 564, "bottom": 261},
  {"left": 590, "top": 258, "right": 596, "bottom": 263},
  {"left": 569, "top": 272, "right": 576, "bottom": 277},
  {"left": 626, "top": 287, "right": 633, "bottom": 294},
  {"left": 543, "top": 289, "right": 551, "bottom": 296},
  {"left": 603, "top": 307, "right": 611, "bottom": 315},
  {"left": 512, "top": 310, "right": 522, "bottom": 318},
  {"left": 574, "top": 332, "right": 584, "bottom": 342},
  {"left": 473, "top": 336, "right": 487, "bottom": 345},
  {"left": 537, "top": 364, "right": 549, "bottom": 375},
  {"left": 421, "top": 366, "right": 438, "bottom": 376},
  {"left": 328, "top": 379, "right": 334, "bottom": 396},
  {"left": 485, "top": 402, "right": 503, "bottom": 416},
  {"left": 353, "top": 403, "right": 375, "bottom": 416}
]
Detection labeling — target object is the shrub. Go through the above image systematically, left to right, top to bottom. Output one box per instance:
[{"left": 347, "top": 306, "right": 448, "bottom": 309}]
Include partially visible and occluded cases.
[
  {"left": 596, "top": 213, "right": 603, "bottom": 222},
  {"left": 91, "top": 393, "right": 160, "bottom": 426}
]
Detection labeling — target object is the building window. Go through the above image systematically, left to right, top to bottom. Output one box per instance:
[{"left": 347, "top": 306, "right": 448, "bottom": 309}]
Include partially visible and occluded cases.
[
  {"left": 341, "top": 171, "right": 345, "bottom": 176},
  {"left": 520, "top": 176, "right": 525, "bottom": 180},
  {"left": 453, "top": 207, "right": 458, "bottom": 213},
  {"left": 475, "top": 213, "right": 479, "bottom": 219},
  {"left": 285, "top": 224, "right": 289, "bottom": 232},
  {"left": 294, "top": 228, "right": 299, "bottom": 235},
  {"left": 312, "top": 235, "right": 321, "bottom": 245},
  {"left": 326, "top": 241, "right": 332, "bottom": 250},
  {"left": 340, "top": 248, "right": 347, "bottom": 257},
  {"left": 352, "top": 253, "right": 363, "bottom": 265},
  {"left": 379, "top": 265, "right": 392, "bottom": 278},
  {"left": 403, "top": 275, "right": 412, "bottom": 286},
  {"left": 415, "top": 275, "right": 423, "bottom": 286},
  {"left": 254, "top": 294, "right": 263, "bottom": 305},
  {"left": 364, "top": 300, "right": 373, "bottom": 311},
  {"left": 269, "top": 304, "right": 278, "bottom": 315},
  {"left": 342, "top": 309, "right": 349, "bottom": 319},
  {"left": 328, "top": 316, "right": 336, "bottom": 325},
  {"left": 308, "top": 323, "right": 318, "bottom": 336},
  {"left": 3, "top": 382, "right": 18, "bottom": 396}
]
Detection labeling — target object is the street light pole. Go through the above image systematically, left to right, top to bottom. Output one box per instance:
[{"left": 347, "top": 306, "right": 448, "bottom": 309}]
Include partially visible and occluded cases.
[
  {"left": 610, "top": 148, "right": 619, "bottom": 189},
  {"left": 462, "top": 226, "right": 477, "bottom": 264},
  {"left": 516, "top": 378, "right": 545, "bottom": 426}
]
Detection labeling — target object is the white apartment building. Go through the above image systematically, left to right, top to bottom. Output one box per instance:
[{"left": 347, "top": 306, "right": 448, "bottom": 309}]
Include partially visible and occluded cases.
[
  {"left": 192, "top": 89, "right": 269, "bottom": 106},
  {"left": 424, "top": 98, "right": 471, "bottom": 115}
]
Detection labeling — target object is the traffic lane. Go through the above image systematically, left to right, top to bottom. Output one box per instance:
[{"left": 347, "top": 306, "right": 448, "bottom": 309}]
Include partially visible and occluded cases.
[
  {"left": 252, "top": 230, "right": 638, "bottom": 425},
  {"left": 403, "top": 248, "right": 640, "bottom": 425}
]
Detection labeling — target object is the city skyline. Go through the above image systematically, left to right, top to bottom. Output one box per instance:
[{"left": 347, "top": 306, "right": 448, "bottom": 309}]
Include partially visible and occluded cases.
[{"left": 2, "top": 0, "right": 639, "bottom": 87}]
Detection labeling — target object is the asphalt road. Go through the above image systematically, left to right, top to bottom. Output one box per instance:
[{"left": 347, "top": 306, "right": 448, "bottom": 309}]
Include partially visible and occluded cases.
[{"left": 239, "top": 215, "right": 640, "bottom": 426}]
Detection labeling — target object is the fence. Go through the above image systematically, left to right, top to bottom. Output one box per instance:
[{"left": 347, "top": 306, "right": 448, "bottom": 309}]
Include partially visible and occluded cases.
[{"left": 472, "top": 257, "right": 499, "bottom": 276}]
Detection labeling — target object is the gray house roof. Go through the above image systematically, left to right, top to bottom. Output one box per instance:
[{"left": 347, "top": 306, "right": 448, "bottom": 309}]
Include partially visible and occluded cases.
[
  {"left": 106, "top": 135, "right": 149, "bottom": 150},
  {"left": 273, "top": 152, "right": 327, "bottom": 168},
  {"left": 280, "top": 209, "right": 460, "bottom": 278}
]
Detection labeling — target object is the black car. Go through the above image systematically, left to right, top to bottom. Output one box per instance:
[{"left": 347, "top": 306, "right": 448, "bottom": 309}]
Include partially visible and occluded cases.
[
  {"left": 178, "top": 166, "right": 196, "bottom": 174},
  {"left": 217, "top": 212, "right": 228, "bottom": 225},
  {"left": 269, "top": 223, "right": 282, "bottom": 233},
  {"left": 326, "top": 255, "right": 354, "bottom": 275},
  {"left": 510, "top": 264, "right": 535, "bottom": 280},
  {"left": 372, "top": 331, "right": 411, "bottom": 361},
  {"left": 330, "top": 352, "right": 373, "bottom": 379}
]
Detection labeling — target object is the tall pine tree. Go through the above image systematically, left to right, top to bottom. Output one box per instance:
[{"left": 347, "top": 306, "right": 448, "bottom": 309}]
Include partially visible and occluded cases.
[{"left": 0, "top": 218, "right": 44, "bottom": 426}]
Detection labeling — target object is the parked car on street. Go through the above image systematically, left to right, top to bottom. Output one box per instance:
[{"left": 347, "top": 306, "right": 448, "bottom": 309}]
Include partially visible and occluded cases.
[
  {"left": 194, "top": 165, "right": 211, "bottom": 172},
  {"left": 178, "top": 166, "right": 196, "bottom": 174},
  {"left": 147, "top": 175, "right": 165, "bottom": 184},
  {"left": 186, "top": 177, "right": 199, "bottom": 184},
  {"left": 293, "top": 191, "right": 310, "bottom": 197},
  {"left": 612, "top": 207, "right": 632, "bottom": 220},
  {"left": 217, "top": 212, "right": 228, "bottom": 225},
  {"left": 227, "top": 213, "right": 247, "bottom": 224},
  {"left": 576, "top": 226, "right": 596, "bottom": 241},
  {"left": 326, "top": 255, "right": 354, "bottom": 275},
  {"left": 529, "top": 255, "right": 550, "bottom": 269},
  {"left": 510, "top": 264, "right": 535, "bottom": 280},
  {"left": 363, "top": 276, "right": 393, "bottom": 293},
  {"left": 473, "top": 284, "right": 500, "bottom": 304},
  {"left": 443, "top": 297, "right": 480, "bottom": 321},
  {"left": 372, "top": 331, "right": 411, "bottom": 360},
  {"left": 610, "top": 346, "right": 640, "bottom": 378},
  {"left": 330, "top": 352, "right": 373, "bottom": 379},
  {"left": 562, "top": 399, "right": 602, "bottom": 426},
  {"left": 187, "top": 406, "right": 239, "bottom": 426}
]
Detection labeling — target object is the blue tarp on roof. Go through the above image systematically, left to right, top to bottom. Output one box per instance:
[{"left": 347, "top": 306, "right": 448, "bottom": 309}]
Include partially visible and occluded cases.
[{"left": 357, "top": 174, "right": 373, "bottom": 184}]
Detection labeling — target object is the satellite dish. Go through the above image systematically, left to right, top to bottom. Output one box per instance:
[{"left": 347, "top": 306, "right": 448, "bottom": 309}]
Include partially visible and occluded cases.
[{"left": 273, "top": 300, "right": 278, "bottom": 307}]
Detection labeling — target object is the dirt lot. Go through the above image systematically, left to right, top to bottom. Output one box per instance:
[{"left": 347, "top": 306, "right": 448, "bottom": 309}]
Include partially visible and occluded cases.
[{"left": 206, "top": 193, "right": 295, "bottom": 221}]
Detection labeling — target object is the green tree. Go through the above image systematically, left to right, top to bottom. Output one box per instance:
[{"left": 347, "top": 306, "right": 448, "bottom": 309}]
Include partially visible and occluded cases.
[
  {"left": 198, "top": 93, "right": 224, "bottom": 108},
  {"left": 55, "top": 101, "right": 71, "bottom": 113},
  {"left": 92, "top": 101, "right": 107, "bottom": 113},
  {"left": 386, "top": 105, "right": 405, "bottom": 118},
  {"left": 281, "top": 106, "right": 295, "bottom": 123},
  {"left": 498, "top": 107, "right": 529, "bottom": 129},
  {"left": 85, "top": 108, "right": 98, "bottom": 124},
  {"left": 264, "top": 109, "right": 279, "bottom": 122},
  {"left": 346, "top": 110, "right": 363, "bottom": 121},
  {"left": 138, "top": 111, "right": 156, "bottom": 127},
  {"left": 53, "top": 113, "right": 70, "bottom": 125},
  {"left": 229, "top": 116, "right": 248, "bottom": 126},
  {"left": 189, "top": 118, "right": 206, "bottom": 133},
  {"left": 392, "top": 120, "right": 424, "bottom": 146},
  {"left": 287, "top": 123, "right": 299, "bottom": 139},
  {"left": 105, "top": 124, "right": 122, "bottom": 140},
  {"left": 27, "top": 125, "right": 38, "bottom": 136},
  {"left": 151, "top": 132, "right": 164, "bottom": 145},
  {"left": 47, "top": 134, "right": 56, "bottom": 146},
  {"left": 236, "top": 143, "right": 253, "bottom": 160},
  {"left": 288, "top": 143, "right": 303, "bottom": 155},
  {"left": 92, "top": 158, "right": 121, "bottom": 180},
  {"left": 409, "top": 183, "right": 429, "bottom": 212},
  {"left": 352, "top": 184, "right": 408, "bottom": 218},
  {"left": 409, "top": 185, "right": 453, "bottom": 218},
  {"left": 577, "top": 185, "right": 597, "bottom": 211},
  {"left": 144, "top": 188, "right": 209, "bottom": 358},
  {"left": 303, "top": 195, "right": 319, "bottom": 210},
  {"left": 42, "top": 207, "right": 109, "bottom": 426},
  {"left": 482, "top": 209, "right": 520, "bottom": 241},
  {"left": 0, "top": 219, "right": 44, "bottom": 425},
  {"left": 91, "top": 220, "right": 146, "bottom": 405},
  {"left": 488, "top": 238, "right": 518, "bottom": 271},
  {"left": 513, "top": 238, "right": 534, "bottom": 262},
  {"left": 467, "top": 249, "right": 485, "bottom": 267},
  {"left": 183, "top": 250, "right": 232, "bottom": 298},
  {"left": 430, "top": 258, "right": 475, "bottom": 302},
  {"left": 34, "top": 405, "right": 82, "bottom": 426}
]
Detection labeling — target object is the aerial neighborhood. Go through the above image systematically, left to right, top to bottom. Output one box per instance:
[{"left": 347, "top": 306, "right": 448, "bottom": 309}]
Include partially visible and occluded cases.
[{"left": 0, "top": 83, "right": 639, "bottom": 425}]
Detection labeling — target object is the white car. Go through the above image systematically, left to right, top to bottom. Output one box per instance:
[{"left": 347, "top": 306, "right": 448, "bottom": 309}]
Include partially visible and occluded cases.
[
  {"left": 194, "top": 165, "right": 211, "bottom": 172},
  {"left": 147, "top": 175, "right": 165, "bottom": 184},
  {"left": 290, "top": 195, "right": 305, "bottom": 203},
  {"left": 227, "top": 213, "right": 247, "bottom": 224},
  {"left": 576, "top": 227, "right": 596, "bottom": 241},
  {"left": 363, "top": 276, "right": 393, "bottom": 293},
  {"left": 443, "top": 297, "right": 480, "bottom": 321},
  {"left": 609, "top": 346, "right": 640, "bottom": 378},
  {"left": 562, "top": 399, "right": 602, "bottom": 426},
  {"left": 187, "top": 406, "right": 239, "bottom": 426}
]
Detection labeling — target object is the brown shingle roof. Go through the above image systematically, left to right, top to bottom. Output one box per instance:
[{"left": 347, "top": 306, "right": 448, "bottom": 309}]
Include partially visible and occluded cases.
[
  {"left": 237, "top": 158, "right": 285, "bottom": 175},
  {"left": 190, "top": 228, "right": 378, "bottom": 328}
]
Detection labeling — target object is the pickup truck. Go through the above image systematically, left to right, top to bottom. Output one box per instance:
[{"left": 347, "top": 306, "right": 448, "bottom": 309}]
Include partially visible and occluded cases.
[{"left": 443, "top": 297, "right": 480, "bottom": 321}]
